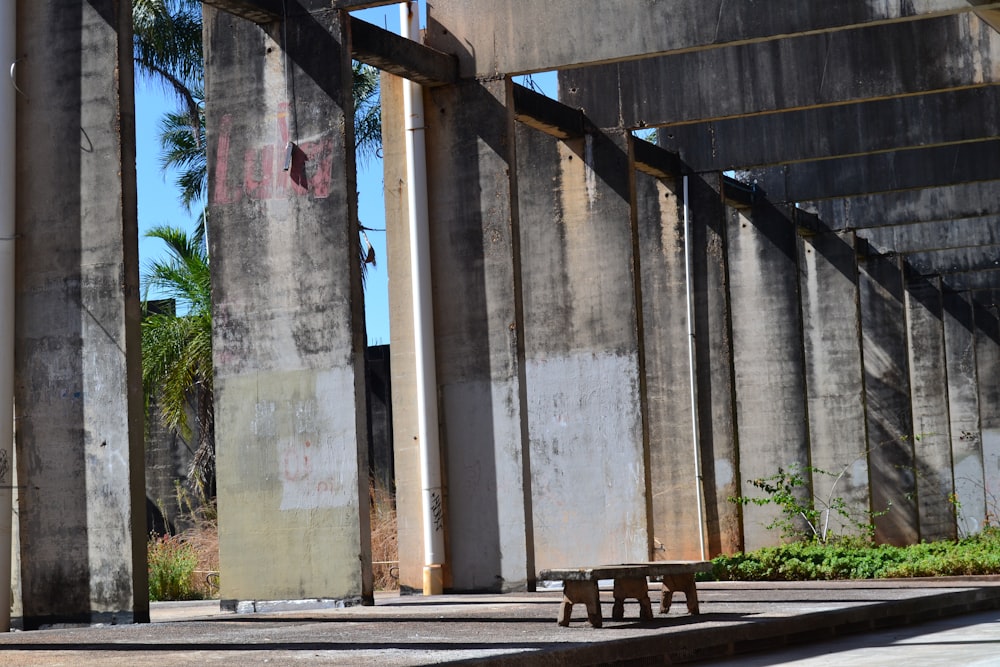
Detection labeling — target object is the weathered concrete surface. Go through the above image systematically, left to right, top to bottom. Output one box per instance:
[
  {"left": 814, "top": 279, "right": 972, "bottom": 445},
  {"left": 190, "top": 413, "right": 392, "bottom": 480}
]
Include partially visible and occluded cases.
[
  {"left": 13, "top": 0, "right": 146, "bottom": 628},
  {"left": 425, "top": 0, "right": 1000, "bottom": 78},
  {"left": 204, "top": 6, "right": 372, "bottom": 603},
  {"left": 561, "top": 13, "right": 1000, "bottom": 129},
  {"left": 381, "top": 73, "right": 424, "bottom": 593},
  {"left": 423, "top": 79, "right": 530, "bottom": 591},
  {"left": 659, "top": 86, "right": 1000, "bottom": 171},
  {"left": 516, "top": 125, "right": 648, "bottom": 568},
  {"left": 744, "top": 140, "right": 1000, "bottom": 203},
  {"left": 634, "top": 171, "right": 704, "bottom": 560},
  {"left": 687, "top": 174, "right": 742, "bottom": 556},
  {"left": 806, "top": 182, "right": 1000, "bottom": 230},
  {"left": 726, "top": 202, "right": 809, "bottom": 550},
  {"left": 859, "top": 217, "right": 1000, "bottom": 255},
  {"left": 797, "top": 226, "right": 871, "bottom": 538},
  {"left": 905, "top": 246, "right": 1000, "bottom": 276},
  {"left": 857, "top": 248, "right": 919, "bottom": 544},
  {"left": 904, "top": 275, "right": 957, "bottom": 542},
  {"left": 942, "top": 290, "right": 986, "bottom": 536},
  {"left": 975, "top": 303, "right": 1000, "bottom": 523}
]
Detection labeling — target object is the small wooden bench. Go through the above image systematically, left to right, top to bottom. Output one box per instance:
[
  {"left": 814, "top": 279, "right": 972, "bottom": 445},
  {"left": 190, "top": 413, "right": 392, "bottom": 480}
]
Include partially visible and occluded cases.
[{"left": 538, "top": 561, "right": 713, "bottom": 628}]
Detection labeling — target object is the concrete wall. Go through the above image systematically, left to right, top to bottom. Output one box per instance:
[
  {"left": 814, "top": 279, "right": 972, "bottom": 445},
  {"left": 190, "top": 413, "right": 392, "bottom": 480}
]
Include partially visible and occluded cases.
[
  {"left": 14, "top": 0, "right": 146, "bottom": 627},
  {"left": 204, "top": 5, "right": 371, "bottom": 605},
  {"left": 423, "top": 79, "right": 531, "bottom": 591},
  {"left": 515, "top": 125, "right": 649, "bottom": 569}
]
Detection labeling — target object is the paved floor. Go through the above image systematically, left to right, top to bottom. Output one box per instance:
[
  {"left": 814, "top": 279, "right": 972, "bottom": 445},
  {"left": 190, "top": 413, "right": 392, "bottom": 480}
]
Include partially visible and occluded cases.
[{"left": 1, "top": 579, "right": 999, "bottom": 666}]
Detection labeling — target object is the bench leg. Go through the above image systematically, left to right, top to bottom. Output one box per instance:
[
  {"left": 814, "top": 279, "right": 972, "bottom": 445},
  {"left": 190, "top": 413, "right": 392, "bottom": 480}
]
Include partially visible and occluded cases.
[
  {"left": 660, "top": 574, "right": 700, "bottom": 615},
  {"left": 612, "top": 576, "right": 653, "bottom": 621},
  {"left": 559, "top": 580, "right": 603, "bottom": 628}
]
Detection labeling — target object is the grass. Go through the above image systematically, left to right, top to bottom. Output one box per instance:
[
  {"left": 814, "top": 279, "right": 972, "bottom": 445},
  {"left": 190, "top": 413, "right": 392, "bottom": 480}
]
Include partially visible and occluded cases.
[
  {"left": 370, "top": 478, "right": 399, "bottom": 591},
  {"left": 708, "top": 527, "right": 1000, "bottom": 581}
]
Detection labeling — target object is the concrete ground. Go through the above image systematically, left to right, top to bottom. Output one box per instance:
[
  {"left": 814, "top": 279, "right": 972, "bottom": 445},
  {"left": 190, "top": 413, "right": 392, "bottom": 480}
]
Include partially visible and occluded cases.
[{"left": 1, "top": 578, "right": 999, "bottom": 666}]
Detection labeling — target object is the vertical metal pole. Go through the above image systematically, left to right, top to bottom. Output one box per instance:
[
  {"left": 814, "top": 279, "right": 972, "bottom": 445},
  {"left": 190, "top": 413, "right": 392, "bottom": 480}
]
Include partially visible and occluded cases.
[{"left": 400, "top": 0, "right": 445, "bottom": 594}]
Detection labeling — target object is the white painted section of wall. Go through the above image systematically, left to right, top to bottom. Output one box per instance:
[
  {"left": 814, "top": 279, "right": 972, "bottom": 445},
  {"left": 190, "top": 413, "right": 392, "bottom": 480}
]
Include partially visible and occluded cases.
[
  {"left": 526, "top": 351, "right": 647, "bottom": 570},
  {"left": 984, "top": 429, "right": 1000, "bottom": 522}
]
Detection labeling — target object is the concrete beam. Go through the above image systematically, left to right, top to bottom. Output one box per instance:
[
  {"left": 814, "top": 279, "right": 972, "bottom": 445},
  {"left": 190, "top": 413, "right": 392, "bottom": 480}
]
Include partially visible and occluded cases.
[
  {"left": 200, "top": 0, "right": 282, "bottom": 23},
  {"left": 426, "top": 0, "right": 1000, "bottom": 78},
  {"left": 560, "top": 13, "right": 1000, "bottom": 129},
  {"left": 349, "top": 16, "right": 459, "bottom": 87},
  {"left": 511, "top": 83, "right": 584, "bottom": 140},
  {"left": 659, "top": 86, "right": 1000, "bottom": 171},
  {"left": 632, "top": 137, "right": 683, "bottom": 179},
  {"left": 741, "top": 139, "right": 1000, "bottom": 203},
  {"left": 805, "top": 182, "right": 1000, "bottom": 230},
  {"left": 858, "top": 217, "right": 1000, "bottom": 254},
  {"left": 905, "top": 246, "right": 1000, "bottom": 276},
  {"left": 940, "top": 269, "right": 1000, "bottom": 291}
]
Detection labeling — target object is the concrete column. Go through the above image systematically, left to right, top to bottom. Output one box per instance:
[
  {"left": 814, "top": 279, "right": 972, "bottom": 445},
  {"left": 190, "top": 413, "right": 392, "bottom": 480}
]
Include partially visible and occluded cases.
[
  {"left": 14, "top": 0, "right": 146, "bottom": 627},
  {"left": 204, "top": 6, "right": 372, "bottom": 606},
  {"left": 382, "top": 72, "right": 423, "bottom": 592},
  {"left": 422, "top": 79, "right": 530, "bottom": 591},
  {"left": 516, "top": 125, "right": 649, "bottom": 569},
  {"left": 634, "top": 171, "right": 703, "bottom": 559},
  {"left": 687, "top": 174, "right": 742, "bottom": 556},
  {"left": 727, "top": 201, "right": 810, "bottom": 550},
  {"left": 797, "top": 225, "right": 871, "bottom": 539},
  {"left": 857, "top": 245, "right": 918, "bottom": 544},
  {"left": 904, "top": 274, "right": 957, "bottom": 542},
  {"left": 942, "top": 290, "right": 986, "bottom": 536},
  {"left": 974, "top": 302, "right": 1000, "bottom": 524}
]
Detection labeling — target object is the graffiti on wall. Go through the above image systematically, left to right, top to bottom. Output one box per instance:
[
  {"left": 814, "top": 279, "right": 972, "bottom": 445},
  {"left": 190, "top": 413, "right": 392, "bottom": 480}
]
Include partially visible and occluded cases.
[{"left": 213, "top": 104, "right": 334, "bottom": 204}]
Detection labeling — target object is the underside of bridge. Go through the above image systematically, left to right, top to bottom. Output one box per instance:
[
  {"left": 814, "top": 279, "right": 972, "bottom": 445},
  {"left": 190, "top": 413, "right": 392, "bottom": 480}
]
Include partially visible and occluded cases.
[{"left": 7, "top": 0, "right": 1000, "bottom": 623}]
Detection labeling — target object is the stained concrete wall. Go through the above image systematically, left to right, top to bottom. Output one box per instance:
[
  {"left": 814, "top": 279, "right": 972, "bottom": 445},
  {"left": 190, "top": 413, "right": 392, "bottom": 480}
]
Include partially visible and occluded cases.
[
  {"left": 14, "top": 0, "right": 146, "bottom": 627},
  {"left": 204, "top": 5, "right": 372, "bottom": 605},
  {"left": 422, "top": 79, "right": 531, "bottom": 591},
  {"left": 515, "top": 123, "right": 649, "bottom": 570},
  {"left": 726, "top": 201, "right": 810, "bottom": 550},
  {"left": 796, "top": 226, "right": 871, "bottom": 538},
  {"left": 975, "top": 304, "right": 1000, "bottom": 523}
]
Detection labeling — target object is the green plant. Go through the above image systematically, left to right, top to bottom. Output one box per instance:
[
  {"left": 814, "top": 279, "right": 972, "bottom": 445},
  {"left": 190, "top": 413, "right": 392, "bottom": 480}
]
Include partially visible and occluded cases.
[
  {"left": 730, "top": 461, "right": 889, "bottom": 544},
  {"left": 148, "top": 533, "right": 203, "bottom": 601}
]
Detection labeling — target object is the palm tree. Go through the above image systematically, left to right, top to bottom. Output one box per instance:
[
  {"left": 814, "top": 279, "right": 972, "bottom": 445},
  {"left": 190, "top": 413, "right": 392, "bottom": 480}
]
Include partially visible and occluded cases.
[{"left": 141, "top": 225, "right": 215, "bottom": 499}]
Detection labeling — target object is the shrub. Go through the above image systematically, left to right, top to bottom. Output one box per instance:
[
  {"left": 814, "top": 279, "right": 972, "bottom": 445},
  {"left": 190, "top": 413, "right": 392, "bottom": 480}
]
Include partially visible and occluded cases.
[{"left": 148, "top": 533, "right": 203, "bottom": 601}]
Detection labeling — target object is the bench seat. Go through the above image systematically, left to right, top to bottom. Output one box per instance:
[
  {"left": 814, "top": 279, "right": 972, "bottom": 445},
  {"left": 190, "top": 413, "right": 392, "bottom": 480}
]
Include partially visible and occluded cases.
[{"left": 538, "top": 561, "right": 713, "bottom": 628}]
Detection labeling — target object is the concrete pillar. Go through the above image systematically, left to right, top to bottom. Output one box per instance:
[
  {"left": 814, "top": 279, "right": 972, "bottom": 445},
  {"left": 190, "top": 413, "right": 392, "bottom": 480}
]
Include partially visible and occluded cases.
[
  {"left": 14, "top": 0, "right": 147, "bottom": 627},
  {"left": 204, "top": 6, "right": 372, "bottom": 607},
  {"left": 381, "top": 72, "right": 423, "bottom": 592},
  {"left": 422, "top": 79, "right": 530, "bottom": 591},
  {"left": 516, "top": 125, "right": 649, "bottom": 568},
  {"left": 633, "top": 171, "right": 703, "bottom": 559},
  {"left": 687, "top": 174, "right": 742, "bottom": 556},
  {"left": 727, "top": 201, "right": 810, "bottom": 550},
  {"left": 797, "top": 225, "right": 871, "bottom": 539},
  {"left": 857, "top": 245, "right": 918, "bottom": 544},
  {"left": 904, "top": 274, "right": 957, "bottom": 542},
  {"left": 942, "top": 290, "right": 986, "bottom": 536},
  {"left": 974, "top": 302, "right": 1000, "bottom": 525}
]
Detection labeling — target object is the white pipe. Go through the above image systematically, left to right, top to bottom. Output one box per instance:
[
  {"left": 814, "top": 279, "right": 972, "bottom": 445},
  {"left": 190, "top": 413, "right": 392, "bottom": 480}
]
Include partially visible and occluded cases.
[
  {"left": 1, "top": 0, "right": 17, "bottom": 633},
  {"left": 400, "top": 0, "right": 445, "bottom": 593},
  {"left": 683, "top": 175, "right": 707, "bottom": 561}
]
